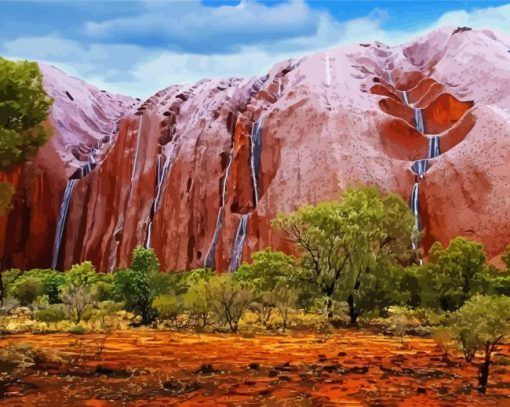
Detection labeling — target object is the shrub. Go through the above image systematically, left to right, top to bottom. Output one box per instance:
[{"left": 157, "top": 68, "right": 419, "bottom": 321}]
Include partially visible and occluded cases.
[
  {"left": 419, "top": 237, "right": 487, "bottom": 312},
  {"left": 60, "top": 262, "right": 98, "bottom": 323},
  {"left": 6, "top": 269, "right": 65, "bottom": 306},
  {"left": 8, "top": 275, "right": 44, "bottom": 306},
  {"left": 207, "top": 275, "right": 254, "bottom": 333},
  {"left": 184, "top": 277, "right": 213, "bottom": 329},
  {"left": 153, "top": 294, "right": 182, "bottom": 322},
  {"left": 451, "top": 295, "right": 510, "bottom": 393},
  {"left": 35, "top": 304, "right": 67, "bottom": 323},
  {"left": 68, "top": 324, "right": 86, "bottom": 335},
  {"left": 432, "top": 327, "right": 455, "bottom": 361}
]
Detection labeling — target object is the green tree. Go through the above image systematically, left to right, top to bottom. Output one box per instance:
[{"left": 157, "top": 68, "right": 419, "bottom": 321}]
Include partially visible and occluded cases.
[
  {"left": 0, "top": 58, "right": 53, "bottom": 211},
  {"left": 0, "top": 58, "right": 53, "bottom": 305},
  {"left": 274, "top": 186, "right": 414, "bottom": 324},
  {"left": 339, "top": 189, "right": 414, "bottom": 324},
  {"left": 420, "top": 237, "right": 487, "bottom": 311},
  {"left": 112, "top": 247, "right": 160, "bottom": 324},
  {"left": 236, "top": 249, "right": 298, "bottom": 328},
  {"left": 60, "top": 261, "right": 98, "bottom": 323},
  {"left": 183, "top": 269, "right": 214, "bottom": 329},
  {"left": 207, "top": 274, "right": 253, "bottom": 333},
  {"left": 451, "top": 295, "right": 510, "bottom": 393}
]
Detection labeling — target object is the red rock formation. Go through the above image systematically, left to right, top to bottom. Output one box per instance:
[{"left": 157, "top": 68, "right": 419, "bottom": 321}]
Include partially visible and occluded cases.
[
  {"left": 2, "top": 27, "right": 510, "bottom": 272},
  {"left": 0, "top": 64, "right": 136, "bottom": 270}
]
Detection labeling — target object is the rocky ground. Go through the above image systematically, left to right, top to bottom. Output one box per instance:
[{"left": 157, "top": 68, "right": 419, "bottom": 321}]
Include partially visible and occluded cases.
[{"left": 0, "top": 329, "right": 509, "bottom": 406}]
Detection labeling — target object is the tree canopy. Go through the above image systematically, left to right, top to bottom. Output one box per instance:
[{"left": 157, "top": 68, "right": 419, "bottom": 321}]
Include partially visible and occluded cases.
[
  {"left": 0, "top": 58, "right": 53, "bottom": 214},
  {"left": 273, "top": 186, "right": 415, "bottom": 323}
]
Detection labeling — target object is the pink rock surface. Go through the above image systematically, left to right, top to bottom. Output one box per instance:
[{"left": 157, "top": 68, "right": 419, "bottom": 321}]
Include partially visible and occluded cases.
[{"left": 1, "top": 27, "right": 510, "bottom": 272}]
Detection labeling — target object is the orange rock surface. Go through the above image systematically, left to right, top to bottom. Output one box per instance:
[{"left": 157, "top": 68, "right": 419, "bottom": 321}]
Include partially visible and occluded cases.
[{"left": 0, "top": 330, "right": 508, "bottom": 406}]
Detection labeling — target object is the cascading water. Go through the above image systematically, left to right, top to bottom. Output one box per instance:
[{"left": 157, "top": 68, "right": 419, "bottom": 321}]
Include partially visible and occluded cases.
[
  {"left": 325, "top": 51, "right": 331, "bottom": 87},
  {"left": 400, "top": 90, "right": 432, "bottom": 263},
  {"left": 402, "top": 90, "right": 409, "bottom": 105},
  {"left": 414, "top": 107, "right": 425, "bottom": 133},
  {"left": 131, "top": 116, "right": 143, "bottom": 182},
  {"left": 250, "top": 119, "right": 263, "bottom": 206},
  {"left": 428, "top": 136, "right": 440, "bottom": 158},
  {"left": 204, "top": 142, "right": 235, "bottom": 269},
  {"left": 144, "top": 152, "right": 175, "bottom": 248},
  {"left": 411, "top": 159, "right": 428, "bottom": 178},
  {"left": 51, "top": 179, "right": 78, "bottom": 269},
  {"left": 410, "top": 183, "right": 421, "bottom": 250},
  {"left": 229, "top": 214, "right": 249, "bottom": 272}
]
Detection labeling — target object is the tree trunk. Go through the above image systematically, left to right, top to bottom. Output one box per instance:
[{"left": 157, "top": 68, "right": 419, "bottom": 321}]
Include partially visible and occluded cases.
[
  {"left": 0, "top": 269, "right": 3, "bottom": 306},
  {"left": 347, "top": 294, "right": 358, "bottom": 325},
  {"left": 326, "top": 297, "right": 333, "bottom": 320},
  {"left": 478, "top": 345, "right": 491, "bottom": 393}
]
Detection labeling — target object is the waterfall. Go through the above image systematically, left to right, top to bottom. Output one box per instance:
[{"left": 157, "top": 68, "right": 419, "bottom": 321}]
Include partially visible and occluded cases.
[
  {"left": 325, "top": 51, "right": 331, "bottom": 87},
  {"left": 385, "top": 59, "right": 393, "bottom": 85},
  {"left": 402, "top": 91, "right": 409, "bottom": 105},
  {"left": 414, "top": 108, "right": 425, "bottom": 133},
  {"left": 131, "top": 116, "right": 143, "bottom": 182},
  {"left": 250, "top": 119, "right": 263, "bottom": 206},
  {"left": 428, "top": 136, "right": 440, "bottom": 158},
  {"left": 204, "top": 142, "right": 235, "bottom": 268},
  {"left": 144, "top": 153, "right": 176, "bottom": 248},
  {"left": 411, "top": 159, "right": 428, "bottom": 178},
  {"left": 51, "top": 179, "right": 78, "bottom": 269},
  {"left": 410, "top": 182, "right": 421, "bottom": 250},
  {"left": 204, "top": 208, "right": 224, "bottom": 269},
  {"left": 229, "top": 214, "right": 249, "bottom": 272}
]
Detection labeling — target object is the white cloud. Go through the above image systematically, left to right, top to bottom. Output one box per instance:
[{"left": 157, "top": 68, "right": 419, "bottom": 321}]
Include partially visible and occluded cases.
[
  {"left": 85, "top": 0, "right": 320, "bottom": 53},
  {"left": 2, "top": 2, "right": 510, "bottom": 98}
]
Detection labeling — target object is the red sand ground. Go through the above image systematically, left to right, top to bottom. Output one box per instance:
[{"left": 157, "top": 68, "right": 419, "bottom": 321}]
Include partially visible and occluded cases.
[{"left": 0, "top": 329, "right": 509, "bottom": 406}]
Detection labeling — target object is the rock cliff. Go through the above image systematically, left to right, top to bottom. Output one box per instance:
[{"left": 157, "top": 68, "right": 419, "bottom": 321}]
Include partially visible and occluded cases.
[{"left": 1, "top": 27, "right": 509, "bottom": 272}]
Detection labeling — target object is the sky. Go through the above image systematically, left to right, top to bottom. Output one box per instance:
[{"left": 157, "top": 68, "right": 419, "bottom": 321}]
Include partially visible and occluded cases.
[{"left": 2, "top": 0, "right": 510, "bottom": 97}]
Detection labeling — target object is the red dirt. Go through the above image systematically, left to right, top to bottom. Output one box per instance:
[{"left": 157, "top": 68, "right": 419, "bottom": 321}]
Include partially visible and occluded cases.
[{"left": 0, "top": 330, "right": 509, "bottom": 406}]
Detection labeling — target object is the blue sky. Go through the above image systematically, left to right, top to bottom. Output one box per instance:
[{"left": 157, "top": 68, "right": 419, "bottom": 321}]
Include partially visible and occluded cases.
[{"left": 2, "top": 0, "right": 510, "bottom": 97}]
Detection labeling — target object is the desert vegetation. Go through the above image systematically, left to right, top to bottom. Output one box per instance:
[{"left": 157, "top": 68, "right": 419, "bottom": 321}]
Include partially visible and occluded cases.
[{"left": 0, "top": 186, "right": 509, "bottom": 404}]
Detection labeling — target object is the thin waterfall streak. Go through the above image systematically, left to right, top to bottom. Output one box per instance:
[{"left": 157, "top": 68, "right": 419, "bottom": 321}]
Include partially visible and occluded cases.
[
  {"left": 325, "top": 52, "right": 331, "bottom": 87},
  {"left": 385, "top": 60, "right": 393, "bottom": 85},
  {"left": 278, "top": 78, "right": 282, "bottom": 98},
  {"left": 402, "top": 91, "right": 409, "bottom": 105},
  {"left": 414, "top": 108, "right": 424, "bottom": 133},
  {"left": 131, "top": 116, "right": 143, "bottom": 182},
  {"left": 250, "top": 119, "right": 263, "bottom": 206},
  {"left": 428, "top": 136, "right": 441, "bottom": 158},
  {"left": 204, "top": 142, "right": 235, "bottom": 268},
  {"left": 145, "top": 152, "right": 176, "bottom": 248},
  {"left": 411, "top": 159, "right": 428, "bottom": 178},
  {"left": 51, "top": 179, "right": 78, "bottom": 269},
  {"left": 410, "top": 183, "right": 421, "bottom": 250},
  {"left": 204, "top": 208, "right": 224, "bottom": 269},
  {"left": 229, "top": 214, "right": 249, "bottom": 272}
]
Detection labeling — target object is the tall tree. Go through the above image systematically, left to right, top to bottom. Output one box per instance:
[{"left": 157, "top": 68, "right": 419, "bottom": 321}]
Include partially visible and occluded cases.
[
  {"left": 0, "top": 58, "right": 53, "bottom": 304},
  {"left": 274, "top": 186, "right": 414, "bottom": 324}
]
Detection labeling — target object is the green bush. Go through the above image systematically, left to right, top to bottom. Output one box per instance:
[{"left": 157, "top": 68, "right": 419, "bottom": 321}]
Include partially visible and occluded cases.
[
  {"left": 112, "top": 247, "right": 161, "bottom": 324},
  {"left": 60, "top": 262, "right": 98, "bottom": 323},
  {"left": 6, "top": 269, "right": 65, "bottom": 306},
  {"left": 153, "top": 294, "right": 182, "bottom": 321},
  {"left": 451, "top": 295, "right": 510, "bottom": 392},
  {"left": 35, "top": 304, "right": 67, "bottom": 323},
  {"left": 68, "top": 324, "right": 86, "bottom": 335}
]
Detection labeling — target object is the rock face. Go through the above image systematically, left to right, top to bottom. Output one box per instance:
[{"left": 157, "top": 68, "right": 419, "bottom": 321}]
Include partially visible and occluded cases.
[
  {"left": 1, "top": 27, "right": 510, "bottom": 272},
  {"left": 0, "top": 64, "right": 136, "bottom": 269}
]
